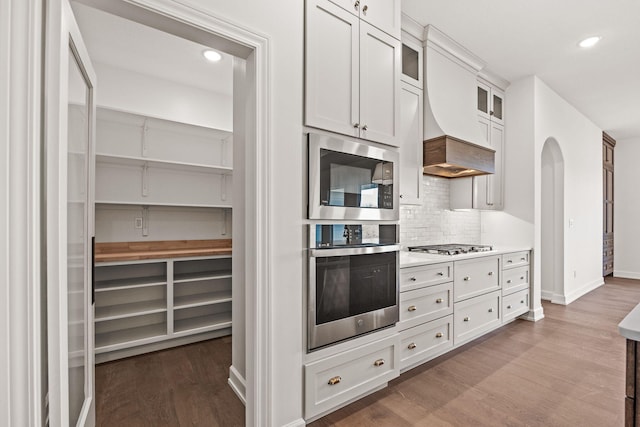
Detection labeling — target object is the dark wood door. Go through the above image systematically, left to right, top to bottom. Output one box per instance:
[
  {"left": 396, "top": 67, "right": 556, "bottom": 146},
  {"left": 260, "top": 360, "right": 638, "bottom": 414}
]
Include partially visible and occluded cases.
[{"left": 603, "top": 132, "right": 615, "bottom": 276}]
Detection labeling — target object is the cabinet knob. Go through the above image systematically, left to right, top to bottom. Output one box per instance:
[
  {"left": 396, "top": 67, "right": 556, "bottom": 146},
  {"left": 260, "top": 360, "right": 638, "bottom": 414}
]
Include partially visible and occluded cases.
[
  {"left": 353, "top": 0, "right": 359, "bottom": 11},
  {"left": 362, "top": 4, "right": 368, "bottom": 14},
  {"left": 353, "top": 123, "right": 360, "bottom": 128},
  {"left": 362, "top": 124, "right": 368, "bottom": 131},
  {"left": 399, "top": 194, "right": 403, "bottom": 199},
  {"left": 520, "top": 257, "right": 526, "bottom": 261},
  {"left": 488, "top": 271, "right": 494, "bottom": 276},
  {"left": 437, "top": 272, "right": 444, "bottom": 276},
  {"left": 464, "top": 276, "right": 470, "bottom": 281},
  {"left": 520, "top": 276, "right": 525, "bottom": 280},
  {"left": 409, "top": 277, "right": 417, "bottom": 282},
  {"left": 507, "top": 279, "right": 512, "bottom": 284},
  {"left": 435, "top": 298, "right": 443, "bottom": 304},
  {"left": 520, "top": 300, "right": 525, "bottom": 304},
  {"left": 408, "top": 305, "right": 417, "bottom": 312},
  {"left": 507, "top": 305, "right": 512, "bottom": 309},
  {"left": 488, "top": 308, "right": 493, "bottom": 313},
  {"left": 463, "top": 316, "right": 470, "bottom": 322},
  {"left": 435, "top": 332, "right": 443, "bottom": 338},
  {"left": 408, "top": 342, "right": 417, "bottom": 350},
  {"left": 373, "top": 358, "right": 385, "bottom": 367},
  {"left": 328, "top": 376, "right": 342, "bottom": 385}
]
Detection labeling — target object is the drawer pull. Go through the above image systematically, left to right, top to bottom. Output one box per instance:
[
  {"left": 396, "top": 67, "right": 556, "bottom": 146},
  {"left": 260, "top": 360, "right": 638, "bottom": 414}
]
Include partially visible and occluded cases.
[
  {"left": 521, "top": 257, "right": 526, "bottom": 261},
  {"left": 507, "top": 260, "right": 513, "bottom": 263},
  {"left": 488, "top": 271, "right": 494, "bottom": 276},
  {"left": 437, "top": 272, "right": 445, "bottom": 276},
  {"left": 464, "top": 276, "right": 471, "bottom": 281},
  {"left": 520, "top": 276, "right": 525, "bottom": 280},
  {"left": 410, "top": 277, "right": 417, "bottom": 282},
  {"left": 507, "top": 279, "right": 512, "bottom": 284},
  {"left": 435, "top": 298, "right": 443, "bottom": 304},
  {"left": 521, "top": 300, "right": 525, "bottom": 304},
  {"left": 408, "top": 305, "right": 417, "bottom": 312},
  {"left": 507, "top": 305, "right": 512, "bottom": 309},
  {"left": 488, "top": 308, "right": 493, "bottom": 313},
  {"left": 463, "top": 316, "right": 470, "bottom": 322},
  {"left": 435, "top": 332, "right": 443, "bottom": 338},
  {"left": 408, "top": 342, "right": 417, "bottom": 350},
  {"left": 373, "top": 359, "right": 385, "bottom": 367},
  {"left": 328, "top": 376, "right": 341, "bottom": 385}
]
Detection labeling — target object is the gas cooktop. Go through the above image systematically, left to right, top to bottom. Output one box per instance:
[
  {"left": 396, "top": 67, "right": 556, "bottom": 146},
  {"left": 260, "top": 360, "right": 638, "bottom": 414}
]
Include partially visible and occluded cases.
[{"left": 407, "top": 244, "right": 493, "bottom": 256}]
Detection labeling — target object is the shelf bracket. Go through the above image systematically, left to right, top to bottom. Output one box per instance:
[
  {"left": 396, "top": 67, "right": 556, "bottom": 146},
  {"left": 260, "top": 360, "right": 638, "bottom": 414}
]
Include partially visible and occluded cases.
[
  {"left": 141, "top": 118, "right": 149, "bottom": 157},
  {"left": 142, "top": 162, "right": 149, "bottom": 197},
  {"left": 221, "top": 174, "right": 227, "bottom": 202},
  {"left": 142, "top": 206, "right": 149, "bottom": 237},
  {"left": 221, "top": 209, "right": 228, "bottom": 236}
]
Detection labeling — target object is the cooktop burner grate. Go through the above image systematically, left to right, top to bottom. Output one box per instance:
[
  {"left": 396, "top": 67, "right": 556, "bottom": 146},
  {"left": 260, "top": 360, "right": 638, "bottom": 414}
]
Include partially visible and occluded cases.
[{"left": 407, "top": 244, "right": 493, "bottom": 256}]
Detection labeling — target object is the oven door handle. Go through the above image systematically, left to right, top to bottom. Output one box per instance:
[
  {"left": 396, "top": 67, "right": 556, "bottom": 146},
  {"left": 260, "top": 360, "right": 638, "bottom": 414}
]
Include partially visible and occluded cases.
[{"left": 309, "top": 244, "right": 400, "bottom": 258}]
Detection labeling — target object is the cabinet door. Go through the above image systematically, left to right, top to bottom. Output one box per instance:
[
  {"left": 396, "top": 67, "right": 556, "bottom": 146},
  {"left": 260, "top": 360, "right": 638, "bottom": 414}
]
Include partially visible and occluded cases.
[
  {"left": 305, "top": 0, "right": 360, "bottom": 138},
  {"left": 327, "top": 0, "right": 358, "bottom": 15},
  {"left": 360, "top": 0, "right": 401, "bottom": 39},
  {"left": 359, "top": 21, "right": 401, "bottom": 146},
  {"left": 477, "top": 80, "right": 491, "bottom": 121},
  {"left": 399, "top": 82, "right": 422, "bottom": 204},
  {"left": 491, "top": 87, "right": 505, "bottom": 125},
  {"left": 474, "top": 118, "right": 504, "bottom": 210}
]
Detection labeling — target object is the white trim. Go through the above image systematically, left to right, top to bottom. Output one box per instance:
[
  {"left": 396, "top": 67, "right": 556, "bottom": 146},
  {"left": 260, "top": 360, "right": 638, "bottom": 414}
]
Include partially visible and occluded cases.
[
  {"left": 400, "top": 13, "right": 423, "bottom": 41},
  {"left": 424, "top": 24, "right": 486, "bottom": 72},
  {"left": 614, "top": 271, "right": 640, "bottom": 280},
  {"left": 547, "top": 278, "right": 605, "bottom": 306},
  {"left": 540, "top": 290, "right": 555, "bottom": 301},
  {"left": 522, "top": 307, "right": 545, "bottom": 322},
  {"left": 228, "top": 365, "right": 247, "bottom": 405},
  {"left": 280, "top": 419, "right": 306, "bottom": 427}
]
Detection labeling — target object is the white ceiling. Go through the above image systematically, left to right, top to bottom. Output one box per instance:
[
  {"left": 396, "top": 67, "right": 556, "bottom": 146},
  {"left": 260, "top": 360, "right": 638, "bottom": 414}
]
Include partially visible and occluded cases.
[
  {"left": 402, "top": 0, "right": 640, "bottom": 141},
  {"left": 71, "top": 2, "right": 233, "bottom": 96}
]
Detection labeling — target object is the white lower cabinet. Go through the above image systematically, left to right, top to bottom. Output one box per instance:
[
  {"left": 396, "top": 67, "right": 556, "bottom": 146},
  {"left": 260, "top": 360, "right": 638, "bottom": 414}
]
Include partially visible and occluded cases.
[
  {"left": 94, "top": 255, "right": 232, "bottom": 362},
  {"left": 453, "top": 255, "right": 500, "bottom": 302},
  {"left": 502, "top": 265, "right": 529, "bottom": 294},
  {"left": 399, "top": 282, "right": 452, "bottom": 330},
  {"left": 502, "top": 289, "right": 530, "bottom": 323},
  {"left": 454, "top": 290, "right": 501, "bottom": 346},
  {"left": 400, "top": 315, "right": 453, "bottom": 371},
  {"left": 304, "top": 334, "right": 399, "bottom": 419}
]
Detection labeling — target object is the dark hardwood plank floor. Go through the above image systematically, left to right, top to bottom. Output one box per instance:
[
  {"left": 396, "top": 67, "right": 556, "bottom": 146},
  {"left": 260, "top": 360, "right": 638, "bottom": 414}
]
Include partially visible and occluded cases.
[
  {"left": 310, "top": 276, "right": 639, "bottom": 426},
  {"left": 96, "top": 277, "right": 639, "bottom": 426},
  {"left": 95, "top": 335, "right": 245, "bottom": 427}
]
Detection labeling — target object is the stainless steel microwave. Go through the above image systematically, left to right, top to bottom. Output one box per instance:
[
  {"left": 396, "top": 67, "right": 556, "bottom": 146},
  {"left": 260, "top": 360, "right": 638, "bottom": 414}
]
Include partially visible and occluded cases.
[{"left": 308, "top": 133, "right": 399, "bottom": 221}]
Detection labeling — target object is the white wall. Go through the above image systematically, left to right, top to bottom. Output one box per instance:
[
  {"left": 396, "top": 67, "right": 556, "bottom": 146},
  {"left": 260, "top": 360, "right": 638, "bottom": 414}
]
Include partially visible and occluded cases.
[
  {"left": 94, "top": 62, "right": 233, "bottom": 130},
  {"left": 483, "top": 75, "right": 603, "bottom": 311},
  {"left": 614, "top": 137, "right": 640, "bottom": 278}
]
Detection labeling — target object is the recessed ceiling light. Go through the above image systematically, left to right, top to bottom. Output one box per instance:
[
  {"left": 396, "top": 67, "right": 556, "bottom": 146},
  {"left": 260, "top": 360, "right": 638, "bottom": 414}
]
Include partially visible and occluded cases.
[
  {"left": 578, "top": 36, "right": 602, "bottom": 48},
  {"left": 203, "top": 49, "right": 222, "bottom": 62}
]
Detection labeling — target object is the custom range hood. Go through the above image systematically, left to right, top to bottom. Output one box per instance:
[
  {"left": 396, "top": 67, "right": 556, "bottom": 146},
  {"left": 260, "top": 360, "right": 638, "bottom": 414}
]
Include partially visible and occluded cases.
[{"left": 422, "top": 25, "right": 495, "bottom": 178}]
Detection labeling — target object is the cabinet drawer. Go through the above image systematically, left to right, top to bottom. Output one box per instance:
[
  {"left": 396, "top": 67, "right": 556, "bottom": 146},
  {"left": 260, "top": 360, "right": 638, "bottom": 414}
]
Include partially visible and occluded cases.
[
  {"left": 502, "top": 251, "right": 529, "bottom": 269},
  {"left": 453, "top": 256, "right": 500, "bottom": 302},
  {"left": 400, "top": 262, "right": 452, "bottom": 292},
  {"left": 502, "top": 265, "right": 529, "bottom": 295},
  {"left": 399, "top": 282, "right": 452, "bottom": 330},
  {"left": 502, "top": 289, "right": 529, "bottom": 323},
  {"left": 454, "top": 290, "right": 501, "bottom": 346},
  {"left": 400, "top": 315, "right": 453, "bottom": 371},
  {"left": 304, "top": 334, "right": 399, "bottom": 419}
]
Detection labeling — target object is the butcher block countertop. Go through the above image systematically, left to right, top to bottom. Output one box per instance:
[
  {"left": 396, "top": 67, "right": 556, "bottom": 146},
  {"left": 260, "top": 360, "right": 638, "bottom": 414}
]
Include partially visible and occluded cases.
[{"left": 95, "top": 239, "right": 232, "bottom": 262}]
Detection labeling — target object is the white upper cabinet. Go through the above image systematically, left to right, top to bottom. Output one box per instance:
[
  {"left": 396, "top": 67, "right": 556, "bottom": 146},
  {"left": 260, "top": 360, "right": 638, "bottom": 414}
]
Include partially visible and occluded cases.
[
  {"left": 305, "top": 0, "right": 401, "bottom": 146},
  {"left": 327, "top": 0, "right": 401, "bottom": 39},
  {"left": 401, "top": 32, "right": 423, "bottom": 89},
  {"left": 477, "top": 79, "right": 504, "bottom": 126},
  {"left": 399, "top": 82, "right": 423, "bottom": 205},
  {"left": 474, "top": 116, "right": 504, "bottom": 210}
]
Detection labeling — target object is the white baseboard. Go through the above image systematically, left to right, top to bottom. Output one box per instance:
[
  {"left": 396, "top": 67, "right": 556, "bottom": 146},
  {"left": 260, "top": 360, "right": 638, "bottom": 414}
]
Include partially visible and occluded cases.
[
  {"left": 614, "top": 271, "right": 640, "bottom": 280},
  {"left": 561, "top": 278, "right": 605, "bottom": 305},
  {"left": 540, "top": 290, "right": 554, "bottom": 301},
  {"left": 522, "top": 307, "right": 544, "bottom": 322},
  {"left": 228, "top": 365, "right": 246, "bottom": 406},
  {"left": 281, "top": 418, "right": 306, "bottom": 427}
]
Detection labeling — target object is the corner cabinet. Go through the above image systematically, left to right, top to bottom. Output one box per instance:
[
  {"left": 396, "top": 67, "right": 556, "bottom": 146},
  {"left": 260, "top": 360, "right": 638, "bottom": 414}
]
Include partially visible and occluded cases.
[
  {"left": 305, "top": 0, "right": 401, "bottom": 146},
  {"left": 399, "top": 81, "right": 423, "bottom": 205},
  {"left": 94, "top": 254, "right": 232, "bottom": 363}
]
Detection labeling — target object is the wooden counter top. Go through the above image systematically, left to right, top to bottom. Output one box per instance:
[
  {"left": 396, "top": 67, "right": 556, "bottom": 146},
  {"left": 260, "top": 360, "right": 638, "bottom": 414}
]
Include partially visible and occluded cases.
[{"left": 95, "top": 239, "right": 232, "bottom": 262}]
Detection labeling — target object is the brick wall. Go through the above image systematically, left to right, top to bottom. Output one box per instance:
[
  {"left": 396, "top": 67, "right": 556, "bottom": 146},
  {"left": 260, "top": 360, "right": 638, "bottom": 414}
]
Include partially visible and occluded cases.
[{"left": 399, "top": 175, "right": 481, "bottom": 247}]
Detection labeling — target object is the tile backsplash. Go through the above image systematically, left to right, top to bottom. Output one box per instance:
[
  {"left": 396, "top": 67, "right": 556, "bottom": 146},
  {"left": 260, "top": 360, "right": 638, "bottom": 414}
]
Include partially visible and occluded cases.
[{"left": 399, "top": 175, "right": 481, "bottom": 247}]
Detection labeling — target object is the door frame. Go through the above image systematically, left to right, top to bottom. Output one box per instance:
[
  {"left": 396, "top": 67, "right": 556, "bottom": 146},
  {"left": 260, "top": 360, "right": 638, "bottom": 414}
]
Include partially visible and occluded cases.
[{"left": 70, "top": 0, "right": 272, "bottom": 425}]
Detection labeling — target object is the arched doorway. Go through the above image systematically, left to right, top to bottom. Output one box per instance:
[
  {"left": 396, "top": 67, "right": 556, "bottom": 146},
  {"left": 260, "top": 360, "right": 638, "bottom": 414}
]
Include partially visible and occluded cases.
[{"left": 541, "top": 138, "right": 565, "bottom": 302}]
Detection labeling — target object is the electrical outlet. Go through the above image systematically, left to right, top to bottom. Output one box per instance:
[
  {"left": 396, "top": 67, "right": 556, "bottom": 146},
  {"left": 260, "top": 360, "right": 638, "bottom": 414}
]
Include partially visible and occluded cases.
[{"left": 135, "top": 217, "right": 143, "bottom": 229}]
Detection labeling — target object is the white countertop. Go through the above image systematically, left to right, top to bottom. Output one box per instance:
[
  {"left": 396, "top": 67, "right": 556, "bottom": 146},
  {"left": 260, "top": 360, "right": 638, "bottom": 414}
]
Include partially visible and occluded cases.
[
  {"left": 400, "top": 247, "right": 531, "bottom": 268},
  {"left": 619, "top": 303, "right": 640, "bottom": 341}
]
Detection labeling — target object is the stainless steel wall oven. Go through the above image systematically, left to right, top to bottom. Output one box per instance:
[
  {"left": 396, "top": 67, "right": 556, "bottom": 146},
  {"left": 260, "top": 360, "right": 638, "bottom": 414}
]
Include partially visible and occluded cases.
[{"left": 307, "top": 224, "right": 399, "bottom": 351}]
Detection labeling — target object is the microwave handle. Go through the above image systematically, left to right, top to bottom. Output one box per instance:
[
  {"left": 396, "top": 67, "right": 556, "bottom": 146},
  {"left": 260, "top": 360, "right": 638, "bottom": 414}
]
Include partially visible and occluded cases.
[{"left": 309, "top": 244, "right": 400, "bottom": 258}]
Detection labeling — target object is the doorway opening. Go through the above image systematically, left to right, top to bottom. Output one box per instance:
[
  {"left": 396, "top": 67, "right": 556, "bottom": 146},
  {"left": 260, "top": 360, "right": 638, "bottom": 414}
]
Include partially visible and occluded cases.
[
  {"left": 64, "top": 0, "right": 269, "bottom": 424},
  {"left": 540, "top": 137, "right": 565, "bottom": 303}
]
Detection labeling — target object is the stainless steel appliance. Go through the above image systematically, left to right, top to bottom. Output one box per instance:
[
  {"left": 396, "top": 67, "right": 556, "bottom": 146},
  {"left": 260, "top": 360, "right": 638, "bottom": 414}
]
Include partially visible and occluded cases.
[
  {"left": 308, "top": 133, "right": 399, "bottom": 221},
  {"left": 308, "top": 224, "right": 399, "bottom": 351},
  {"left": 408, "top": 244, "right": 493, "bottom": 256}
]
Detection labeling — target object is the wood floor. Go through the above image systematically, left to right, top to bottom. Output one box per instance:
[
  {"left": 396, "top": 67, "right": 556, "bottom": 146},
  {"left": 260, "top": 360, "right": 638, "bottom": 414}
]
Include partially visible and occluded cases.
[
  {"left": 96, "top": 276, "right": 639, "bottom": 426},
  {"left": 95, "top": 335, "right": 244, "bottom": 427}
]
